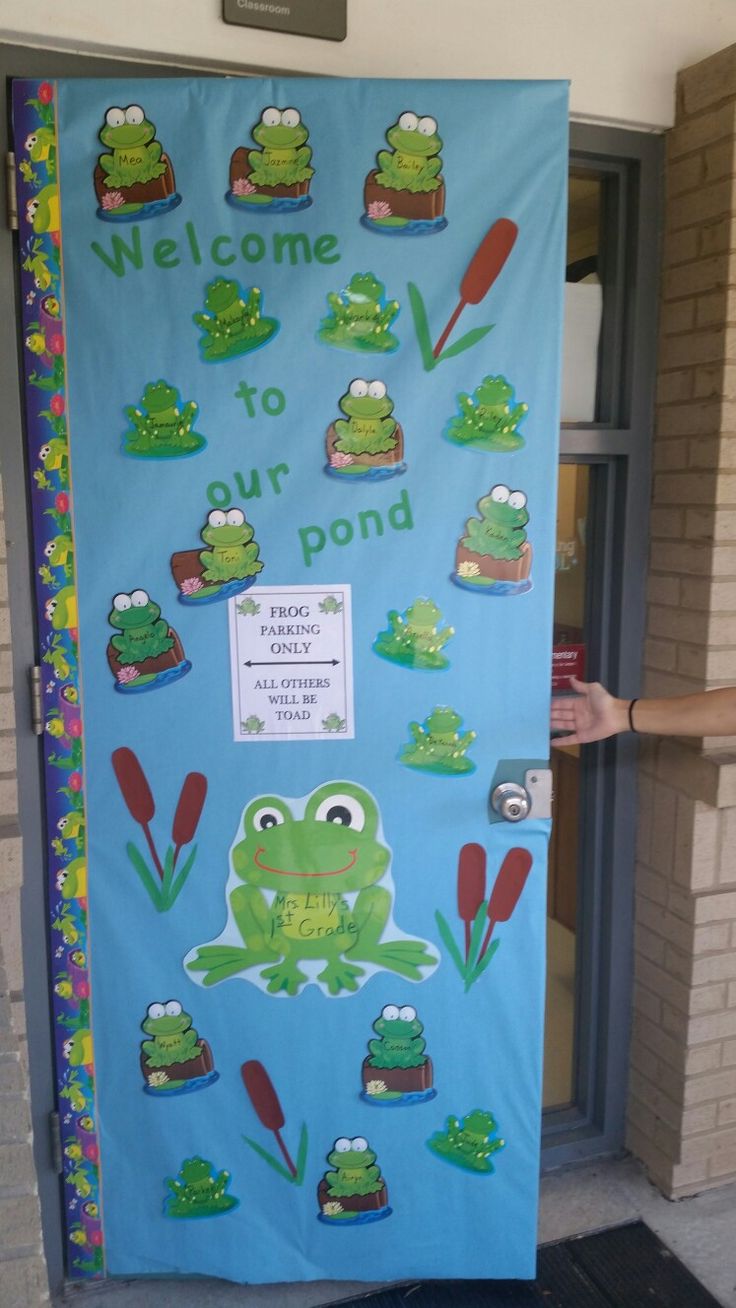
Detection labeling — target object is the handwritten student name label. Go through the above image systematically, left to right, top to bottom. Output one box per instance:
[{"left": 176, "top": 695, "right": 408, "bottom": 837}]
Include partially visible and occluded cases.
[{"left": 229, "top": 584, "right": 354, "bottom": 741}]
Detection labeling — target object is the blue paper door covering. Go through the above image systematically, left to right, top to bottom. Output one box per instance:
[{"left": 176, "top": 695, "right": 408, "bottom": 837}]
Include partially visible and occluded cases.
[{"left": 14, "top": 74, "right": 567, "bottom": 1284}]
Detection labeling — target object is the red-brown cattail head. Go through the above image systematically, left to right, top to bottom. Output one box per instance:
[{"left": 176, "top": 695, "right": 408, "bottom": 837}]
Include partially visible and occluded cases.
[
  {"left": 460, "top": 218, "right": 518, "bottom": 306},
  {"left": 111, "top": 747, "right": 155, "bottom": 826},
  {"left": 172, "top": 772, "right": 207, "bottom": 848},
  {"left": 457, "top": 843, "right": 487, "bottom": 924},
  {"left": 487, "top": 847, "right": 533, "bottom": 925},
  {"left": 241, "top": 1060, "right": 285, "bottom": 1132}
]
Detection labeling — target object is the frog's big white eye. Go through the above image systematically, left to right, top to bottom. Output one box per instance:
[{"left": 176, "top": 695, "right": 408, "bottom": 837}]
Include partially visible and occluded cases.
[
  {"left": 125, "top": 105, "right": 145, "bottom": 126},
  {"left": 105, "top": 107, "right": 126, "bottom": 128},
  {"left": 261, "top": 107, "right": 281, "bottom": 127},
  {"left": 281, "top": 107, "right": 301, "bottom": 128},
  {"left": 398, "top": 111, "right": 418, "bottom": 132},
  {"left": 417, "top": 115, "right": 438, "bottom": 136},
  {"left": 349, "top": 379, "right": 368, "bottom": 398},
  {"left": 368, "top": 381, "right": 387, "bottom": 400},
  {"left": 490, "top": 484, "right": 510, "bottom": 503},
  {"left": 508, "top": 490, "right": 527, "bottom": 510},
  {"left": 226, "top": 509, "right": 245, "bottom": 527},
  {"left": 208, "top": 510, "right": 227, "bottom": 528},
  {"left": 130, "top": 589, "right": 149, "bottom": 607},
  {"left": 112, "top": 593, "right": 131, "bottom": 611},
  {"left": 314, "top": 793, "right": 366, "bottom": 832},
  {"left": 253, "top": 805, "right": 285, "bottom": 831},
  {"left": 164, "top": 1000, "right": 182, "bottom": 1017},
  {"left": 147, "top": 1003, "right": 165, "bottom": 1019},
  {"left": 382, "top": 1004, "right": 400, "bottom": 1021},
  {"left": 399, "top": 1005, "right": 417, "bottom": 1022},
  {"left": 351, "top": 1137, "right": 368, "bottom": 1152},
  {"left": 334, "top": 1138, "right": 352, "bottom": 1153}
]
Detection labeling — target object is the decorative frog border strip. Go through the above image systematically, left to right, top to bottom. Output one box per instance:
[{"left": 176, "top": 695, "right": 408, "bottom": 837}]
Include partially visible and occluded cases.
[{"left": 12, "top": 79, "right": 103, "bottom": 1281}]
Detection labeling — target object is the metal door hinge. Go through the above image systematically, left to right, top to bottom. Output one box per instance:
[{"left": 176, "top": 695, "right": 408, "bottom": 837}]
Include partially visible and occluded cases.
[
  {"left": 6, "top": 153, "right": 18, "bottom": 231},
  {"left": 30, "top": 665, "right": 44, "bottom": 735},
  {"left": 50, "top": 1110, "right": 62, "bottom": 1174}
]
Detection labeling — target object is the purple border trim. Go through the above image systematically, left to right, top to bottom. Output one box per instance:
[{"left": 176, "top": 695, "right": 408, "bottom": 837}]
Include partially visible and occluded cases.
[{"left": 12, "top": 79, "right": 103, "bottom": 1280}]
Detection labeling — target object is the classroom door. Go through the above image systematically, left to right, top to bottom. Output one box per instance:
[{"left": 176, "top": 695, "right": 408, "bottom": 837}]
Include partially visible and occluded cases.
[{"left": 14, "top": 73, "right": 567, "bottom": 1284}]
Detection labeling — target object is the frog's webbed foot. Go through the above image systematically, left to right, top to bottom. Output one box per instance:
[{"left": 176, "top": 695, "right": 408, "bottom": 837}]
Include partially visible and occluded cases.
[
  {"left": 362, "top": 939, "right": 437, "bottom": 980},
  {"left": 187, "top": 944, "right": 272, "bottom": 986},
  {"left": 317, "top": 957, "right": 365, "bottom": 996},
  {"left": 260, "top": 959, "right": 308, "bottom": 996}
]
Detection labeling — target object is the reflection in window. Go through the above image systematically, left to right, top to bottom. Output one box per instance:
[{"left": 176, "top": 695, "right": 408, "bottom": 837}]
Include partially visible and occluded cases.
[{"left": 561, "top": 174, "right": 603, "bottom": 423}]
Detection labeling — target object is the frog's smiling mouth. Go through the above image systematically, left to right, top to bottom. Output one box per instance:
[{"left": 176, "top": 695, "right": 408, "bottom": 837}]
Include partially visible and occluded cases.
[{"left": 254, "top": 847, "right": 357, "bottom": 877}]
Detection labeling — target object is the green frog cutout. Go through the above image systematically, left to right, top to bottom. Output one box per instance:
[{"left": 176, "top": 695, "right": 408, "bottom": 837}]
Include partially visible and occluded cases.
[
  {"left": 96, "top": 105, "right": 180, "bottom": 221},
  {"left": 229, "top": 106, "right": 313, "bottom": 211},
  {"left": 363, "top": 111, "right": 447, "bottom": 235},
  {"left": 318, "top": 273, "right": 400, "bottom": 354},
  {"left": 193, "top": 279, "right": 280, "bottom": 362},
  {"left": 445, "top": 375, "right": 529, "bottom": 452},
  {"left": 326, "top": 379, "right": 405, "bottom": 481},
  {"left": 122, "top": 380, "right": 206, "bottom": 459},
  {"left": 454, "top": 484, "right": 533, "bottom": 595},
  {"left": 172, "top": 508, "right": 264, "bottom": 604},
  {"left": 107, "top": 590, "right": 190, "bottom": 693},
  {"left": 373, "top": 598, "right": 454, "bottom": 670},
  {"left": 400, "top": 706, "right": 477, "bottom": 776},
  {"left": 185, "top": 781, "right": 437, "bottom": 997},
  {"left": 140, "top": 999, "right": 218, "bottom": 1095},
  {"left": 362, "top": 1003, "right": 435, "bottom": 1105},
  {"left": 427, "top": 1109, "right": 505, "bottom": 1174},
  {"left": 318, "top": 1137, "right": 391, "bottom": 1225},
  {"left": 163, "top": 1156, "right": 238, "bottom": 1218}
]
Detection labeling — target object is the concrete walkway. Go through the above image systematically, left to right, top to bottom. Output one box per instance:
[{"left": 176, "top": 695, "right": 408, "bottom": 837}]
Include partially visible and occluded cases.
[{"left": 55, "top": 1156, "right": 736, "bottom": 1308}]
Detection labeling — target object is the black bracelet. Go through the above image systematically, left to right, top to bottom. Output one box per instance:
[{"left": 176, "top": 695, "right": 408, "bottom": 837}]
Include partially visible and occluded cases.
[{"left": 628, "top": 698, "right": 639, "bottom": 733}]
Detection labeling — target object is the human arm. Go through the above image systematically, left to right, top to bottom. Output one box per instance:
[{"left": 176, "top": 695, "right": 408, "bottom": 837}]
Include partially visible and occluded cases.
[{"left": 550, "top": 676, "right": 736, "bottom": 745}]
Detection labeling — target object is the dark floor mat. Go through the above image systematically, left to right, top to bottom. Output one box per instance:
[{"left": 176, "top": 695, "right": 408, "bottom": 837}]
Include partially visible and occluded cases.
[{"left": 325, "top": 1221, "right": 722, "bottom": 1307}]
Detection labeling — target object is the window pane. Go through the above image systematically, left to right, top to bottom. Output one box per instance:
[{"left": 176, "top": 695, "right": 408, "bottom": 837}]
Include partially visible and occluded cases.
[
  {"left": 561, "top": 172, "right": 604, "bottom": 424},
  {"left": 544, "top": 463, "right": 589, "bottom": 1110}
]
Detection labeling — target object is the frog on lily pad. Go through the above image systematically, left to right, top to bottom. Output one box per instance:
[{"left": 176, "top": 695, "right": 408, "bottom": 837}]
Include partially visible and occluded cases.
[
  {"left": 95, "top": 104, "right": 180, "bottom": 221},
  {"left": 228, "top": 106, "right": 313, "bottom": 212},
  {"left": 362, "top": 111, "right": 447, "bottom": 235},
  {"left": 318, "top": 272, "right": 400, "bottom": 354},
  {"left": 193, "top": 279, "right": 279, "bottom": 362},
  {"left": 445, "top": 375, "right": 529, "bottom": 452},
  {"left": 325, "top": 379, "right": 405, "bottom": 481},
  {"left": 122, "top": 380, "right": 207, "bottom": 459},
  {"left": 453, "top": 484, "right": 533, "bottom": 596},
  {"left": 171, "top": 508, "right": 264, "bottom": 605},
  {"left": 107, "top": 589, "right": 191, "bottom": 693},
  {"left": 373, "top": 598, "right": 454, "bottom": 671},
  {"left": 400, "top": 706, "right": 476, "bottom": 776},
  {"left": 185, "top": 781, "right": 437, "bottom": 997},
  {"left": 140, "top": 999, "right": 218, "bottom": 1095},
  {"left": 361, "top": 1003, "right": 435, "bottom": 1105},
  {"left": 427, "top": 1109, "right": 505, "bottom": 1175},
  {"left": 318, "top": 1137, "right": 391, "bottom": 1225},
  {"left": 163, "top": 1156, "right": 238, "bottom": 1218}
]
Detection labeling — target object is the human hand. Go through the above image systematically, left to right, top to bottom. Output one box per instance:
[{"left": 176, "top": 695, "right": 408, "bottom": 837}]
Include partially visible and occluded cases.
[{"left": 550, "top": 677, "right": 630, "bottom": 746}]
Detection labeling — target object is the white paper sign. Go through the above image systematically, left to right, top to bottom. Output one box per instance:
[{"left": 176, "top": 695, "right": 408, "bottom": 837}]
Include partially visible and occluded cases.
[{"left": 229, "top": 585, "right": 354, "bottom": 742}]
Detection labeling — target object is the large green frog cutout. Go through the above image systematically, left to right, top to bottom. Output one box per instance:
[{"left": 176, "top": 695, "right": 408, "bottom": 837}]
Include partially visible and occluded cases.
[
  {"left": 318, "top": 273, "right": 400, "bottom": 354},
  {"left": 193, "top": 279, "right": 280, "bottom": 362},
  {"left": 186, "top": 782, "right": 437, "bottom": 997}
]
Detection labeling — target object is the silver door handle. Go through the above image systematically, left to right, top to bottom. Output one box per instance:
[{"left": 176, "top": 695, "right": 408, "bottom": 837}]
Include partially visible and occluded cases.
[{"left": 490, "top": 781, "right": 531, "bottom": 823}]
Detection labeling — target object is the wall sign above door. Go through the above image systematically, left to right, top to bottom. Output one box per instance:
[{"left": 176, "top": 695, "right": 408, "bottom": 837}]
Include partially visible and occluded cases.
[{"left": 222, "top": 0, "right": 347, "bottom": 42}]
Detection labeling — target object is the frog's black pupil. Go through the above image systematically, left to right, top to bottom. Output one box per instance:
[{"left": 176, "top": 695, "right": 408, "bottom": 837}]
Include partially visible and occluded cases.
[
  {"left": 327, "top": 805, "right": 352, "bottom": 826},
  {"left": 260, "top": 814, "right": 278, "bottom": 829}
]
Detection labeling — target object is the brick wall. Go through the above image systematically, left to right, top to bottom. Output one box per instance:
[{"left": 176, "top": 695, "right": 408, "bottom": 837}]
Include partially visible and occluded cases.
[
  {"left": 628, "top": 43, "right": 736, "bottom": 1197},
  {"left": 0, "top": 480, "right": 49, "bottom": 1306}
]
